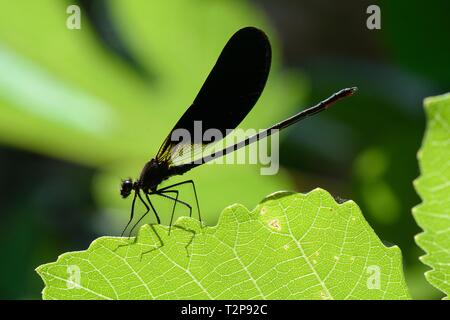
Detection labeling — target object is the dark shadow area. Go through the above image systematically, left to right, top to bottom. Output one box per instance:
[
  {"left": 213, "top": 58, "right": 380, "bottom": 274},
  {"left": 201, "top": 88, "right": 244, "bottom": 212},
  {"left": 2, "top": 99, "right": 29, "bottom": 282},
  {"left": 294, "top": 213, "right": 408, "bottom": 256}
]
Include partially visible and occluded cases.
[{"left": 0, "top": 147, "right": 98, "bottom": 299}]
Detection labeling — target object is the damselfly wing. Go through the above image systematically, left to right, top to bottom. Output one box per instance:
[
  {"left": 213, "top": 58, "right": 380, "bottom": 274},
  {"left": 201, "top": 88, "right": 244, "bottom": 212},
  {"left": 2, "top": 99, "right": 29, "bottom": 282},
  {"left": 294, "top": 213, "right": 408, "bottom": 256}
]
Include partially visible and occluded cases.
[{"left": 120, "top": 27, "right": 356, "bottom": 236}]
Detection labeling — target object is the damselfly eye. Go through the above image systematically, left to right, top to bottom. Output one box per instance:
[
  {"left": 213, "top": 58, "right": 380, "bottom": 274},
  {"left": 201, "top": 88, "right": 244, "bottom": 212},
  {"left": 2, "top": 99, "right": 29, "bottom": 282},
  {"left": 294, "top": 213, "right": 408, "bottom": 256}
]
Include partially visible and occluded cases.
[{"left": 120, "top": 179, "right": 133, "bottom": 198}]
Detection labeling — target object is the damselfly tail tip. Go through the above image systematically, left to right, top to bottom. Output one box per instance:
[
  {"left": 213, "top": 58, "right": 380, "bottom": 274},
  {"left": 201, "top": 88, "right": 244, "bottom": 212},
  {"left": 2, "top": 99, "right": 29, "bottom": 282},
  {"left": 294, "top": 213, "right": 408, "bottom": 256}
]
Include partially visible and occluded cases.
[
  {"left": 335, "top": 87, "right": 358, "bottom": 100},
  {"left": 343, "top": 87, "right": 358, "bottom": 96},
  {"left": 344, "top": 87, "right": 358, "bottom": 96}
]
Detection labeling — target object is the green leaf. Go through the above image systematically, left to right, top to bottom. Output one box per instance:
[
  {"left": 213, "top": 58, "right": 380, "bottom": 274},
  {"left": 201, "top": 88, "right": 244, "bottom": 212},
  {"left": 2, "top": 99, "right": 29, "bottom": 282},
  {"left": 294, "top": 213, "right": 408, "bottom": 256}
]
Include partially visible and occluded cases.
[
  {"left": 413, "top": 93, "right": 450, "bottom": 299},
  {"left": 36, "top": 189, "right": 409, "bottom": 299}
]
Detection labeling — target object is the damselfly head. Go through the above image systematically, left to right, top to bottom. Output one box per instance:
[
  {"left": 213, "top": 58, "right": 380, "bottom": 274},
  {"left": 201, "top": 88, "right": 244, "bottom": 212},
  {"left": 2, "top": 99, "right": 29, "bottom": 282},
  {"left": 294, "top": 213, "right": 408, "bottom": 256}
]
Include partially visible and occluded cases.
[{"left": 120, "top": 178, "right": 134, "bottom": 198}]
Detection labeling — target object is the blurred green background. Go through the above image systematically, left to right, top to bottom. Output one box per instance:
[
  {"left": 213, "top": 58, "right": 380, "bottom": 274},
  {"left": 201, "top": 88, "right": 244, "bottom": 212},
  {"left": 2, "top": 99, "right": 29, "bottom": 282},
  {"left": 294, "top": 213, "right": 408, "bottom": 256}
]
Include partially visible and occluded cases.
[{"left": 0, "top": 0, "right": 448, "bottom": 299}]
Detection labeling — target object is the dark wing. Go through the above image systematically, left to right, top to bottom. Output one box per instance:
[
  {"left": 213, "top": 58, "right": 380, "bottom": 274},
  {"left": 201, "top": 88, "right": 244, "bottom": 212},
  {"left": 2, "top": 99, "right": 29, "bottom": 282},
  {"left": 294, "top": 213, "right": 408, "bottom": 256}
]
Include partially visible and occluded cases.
[{"left": 156, "top": 27, "right": 272, "bottom": 165}]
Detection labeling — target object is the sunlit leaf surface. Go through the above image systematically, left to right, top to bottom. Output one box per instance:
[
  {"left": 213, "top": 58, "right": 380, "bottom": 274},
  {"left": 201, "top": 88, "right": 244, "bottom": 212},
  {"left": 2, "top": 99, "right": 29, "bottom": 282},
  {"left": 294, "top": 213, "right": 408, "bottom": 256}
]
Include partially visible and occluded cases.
[
  {"left": 414, "top": 93, "right": 450, "bottom": 299},
  {"left": 37, "top": 189, "right": 410, "bottom": 299}
]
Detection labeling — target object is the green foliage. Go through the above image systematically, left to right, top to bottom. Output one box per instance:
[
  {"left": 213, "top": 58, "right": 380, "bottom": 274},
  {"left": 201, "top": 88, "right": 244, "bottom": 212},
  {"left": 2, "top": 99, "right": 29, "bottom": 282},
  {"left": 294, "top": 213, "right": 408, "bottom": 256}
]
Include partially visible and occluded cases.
[
  {"left": 0, "top": 0, "right": 303, "bottom": 224},
  {"left": 381, "top": 0, "right": 450, "bottom": 84},
  {"left": 3, "top": 1, "right": 446, "bottom": 300},
  {"left": 413, "top": 93, "right": 450, "bottom": 299},
  {"left": 37, "top": 189, "right": 410, "bottom": 299}
]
